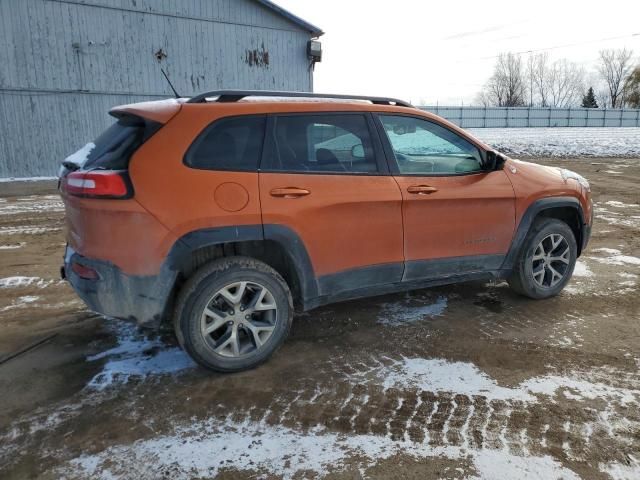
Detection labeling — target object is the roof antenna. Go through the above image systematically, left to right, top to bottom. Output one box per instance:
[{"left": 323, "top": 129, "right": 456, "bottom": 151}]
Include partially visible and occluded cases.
[{"left": 160, "top": 68, "right": 180, "bottom": 98}]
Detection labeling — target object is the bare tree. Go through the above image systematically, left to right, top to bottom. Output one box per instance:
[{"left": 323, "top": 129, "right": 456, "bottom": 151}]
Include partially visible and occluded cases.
[
  {"left": 597, "top": 48, "right": 634, "bottom": 108},
  {"left": 479, "top": 53, "right": 527, "bottom": 107},
  {"left": 529, "top": 53, "right": 551, "bottom": 107},
  {"left": 526, "top": 54, "right": 585, "bottom": 107},
  {"left": 547, "top": 60, "right": 585, "bottom": 107}
]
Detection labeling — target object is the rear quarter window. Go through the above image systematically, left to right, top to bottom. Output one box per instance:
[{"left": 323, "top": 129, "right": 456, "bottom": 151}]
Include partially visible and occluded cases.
[
  {"left": 62, "top": 115, "right": 161, "bottom": 172},
  {"left": 185, "top": 116, "right": 266, "bottom": 171}
]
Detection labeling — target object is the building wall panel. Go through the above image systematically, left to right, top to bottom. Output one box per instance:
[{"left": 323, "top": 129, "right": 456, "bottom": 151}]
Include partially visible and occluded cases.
[{"left": 0, "top": 0, "right": 315, "bottom": 177}]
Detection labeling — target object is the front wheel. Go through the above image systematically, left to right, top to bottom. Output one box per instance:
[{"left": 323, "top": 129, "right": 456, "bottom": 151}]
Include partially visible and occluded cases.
[
  {"left": 508, "top": 218, "right": 577, "bottom": 299},
  {"left": 174, "top": 257, "right": 293, "bottom": 372}
]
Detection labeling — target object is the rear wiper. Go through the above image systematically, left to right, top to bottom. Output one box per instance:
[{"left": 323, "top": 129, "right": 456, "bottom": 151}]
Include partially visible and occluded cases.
[{"left": 61, "top": 160, "right": 81, "bottom": 172}]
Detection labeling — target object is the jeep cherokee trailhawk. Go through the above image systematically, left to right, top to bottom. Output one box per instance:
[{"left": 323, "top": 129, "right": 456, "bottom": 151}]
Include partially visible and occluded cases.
[{"left": 59, "top": 90, "right": 593, "bottom": 372}]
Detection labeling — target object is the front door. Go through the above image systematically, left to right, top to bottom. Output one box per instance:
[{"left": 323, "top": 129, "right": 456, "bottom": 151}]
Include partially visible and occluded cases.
[
  {"left": 259, "top": 112, "right": 404, "bottom": 296},
  {"left": 375, "top": 114, "right": 515, "bottom": 281}
]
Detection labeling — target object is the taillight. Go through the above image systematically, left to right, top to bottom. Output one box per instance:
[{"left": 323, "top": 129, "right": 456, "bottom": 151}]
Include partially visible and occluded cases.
[
  {"left": 62, "top": 170, "right": 131, "bottom": 199},
  {"left": 71, "top": 262, "right": 100, "bottom": 280}
]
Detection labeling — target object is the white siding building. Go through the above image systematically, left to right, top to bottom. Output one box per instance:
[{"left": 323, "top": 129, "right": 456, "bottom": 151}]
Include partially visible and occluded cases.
[{"left": 0, "top": 0, "right": 322, "bottom": 177}]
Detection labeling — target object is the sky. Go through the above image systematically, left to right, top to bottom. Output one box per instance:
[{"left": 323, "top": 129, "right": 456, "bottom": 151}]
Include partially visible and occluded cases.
[{"left": 274, "top": 0, "right": 640, "bottom": 105}]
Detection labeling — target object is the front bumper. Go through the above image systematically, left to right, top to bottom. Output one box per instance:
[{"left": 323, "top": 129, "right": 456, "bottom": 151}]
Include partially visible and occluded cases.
[
  {"left": 581, "top": 223, "right": 592, "bottom": 253},
  {"left": 62, "top": 246, "right": 176, "bottom": 325}
]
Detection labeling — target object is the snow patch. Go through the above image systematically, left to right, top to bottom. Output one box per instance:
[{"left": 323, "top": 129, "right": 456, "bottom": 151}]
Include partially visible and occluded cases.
[
  {"left": 468, "top": 127, "right": 640, "bottom": 157},
  {"left": 64, "top": 142, "right": 95, "bottom": 167},
  {"left": 0, "top": 176, "right": 57, "bottom": 183},
  {"left": 0, "top": 197, "right": 63, "bottom": 215},
  {"left": 605, "top": 200, "right": 639, "bottom": 209},
  {"left": 0, "top": 226, "right": 61, "bottom": 235},
  {"left": 0, "top": 243, "right": 25, "bottom": 250},
  {"left": 591, "top": 248, "right": 640, "bottom": 266},
  {"left": 572, "top": 260, "right": 593, "bottom": 277},
  {"left": 0, "top": 276, "right": 55, "bottom": 288},
  {"left": 0, "top": 295, "right": 41, "bottom": 312},
  {"left": 378, "top": 295, "right": 448, "bottom": 326},
  {"left": 86, "top": 321, "right": 195, "bottom": 390},
  {"left": 350, "top": 357, "right": 640, "bottom": 404},
  {"left": 369, "top": 357, "right": 535, "bottom": 401},
  {"left": 63, "top": 418, "right": 580, "bottom": 480},
  {"left": 600, "top": 458, "right": 640, "bottom": 480}
]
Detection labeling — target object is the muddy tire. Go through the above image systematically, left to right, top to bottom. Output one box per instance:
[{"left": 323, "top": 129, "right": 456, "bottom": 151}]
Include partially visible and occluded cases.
[
  {"left": 508, "top": 218, "right": 577, "bottom": 299},
  {"left": 174, "top": 257, "right": 293, "bottom": 372}
]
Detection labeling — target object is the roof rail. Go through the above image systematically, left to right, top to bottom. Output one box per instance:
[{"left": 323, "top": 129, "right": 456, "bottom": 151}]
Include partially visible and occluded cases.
[{"left": 186, "top": 90, "right": 413, "bottom": 108}]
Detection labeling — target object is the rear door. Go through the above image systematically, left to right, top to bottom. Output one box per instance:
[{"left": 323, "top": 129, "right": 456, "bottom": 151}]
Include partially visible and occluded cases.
[
  {"left": 259, "top": 113, "right": 404, "bottom": 296},
  {"left": 375, "top": 114, "right": 515, "bottom": 281}
]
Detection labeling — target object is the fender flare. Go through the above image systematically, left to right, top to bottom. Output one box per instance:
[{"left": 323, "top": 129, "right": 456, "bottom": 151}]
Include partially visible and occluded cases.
[
  {"left": 501, "top": 197, "right": 585, "bottom": 271},
  {"left": 165, "top": 224, "right": 318, "bottom": 303}
]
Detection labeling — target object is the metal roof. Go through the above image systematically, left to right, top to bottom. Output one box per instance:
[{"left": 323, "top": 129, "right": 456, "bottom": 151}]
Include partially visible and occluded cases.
[{"left": 255, "top": 0, "right": 324, "bottom": 37}]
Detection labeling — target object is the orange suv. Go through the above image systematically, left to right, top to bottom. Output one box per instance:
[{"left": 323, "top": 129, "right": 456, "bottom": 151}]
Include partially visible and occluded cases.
[{"left": 59, "top": 90, "right": 593, "bottom": 372}]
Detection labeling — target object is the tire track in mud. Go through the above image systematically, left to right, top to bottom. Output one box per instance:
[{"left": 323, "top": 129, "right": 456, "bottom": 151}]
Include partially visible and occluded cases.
[
  {"left": 196, "top": 343, "right": 640, "bottom": 470},
  {"left": 199, "top": 376, "right": 639, "bottom": 468}
]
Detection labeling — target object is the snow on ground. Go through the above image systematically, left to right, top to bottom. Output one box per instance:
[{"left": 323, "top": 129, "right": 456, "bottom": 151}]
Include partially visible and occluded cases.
[
  {"left": 468, "top": 127, "right": 640, "bottom": 157},
  {"left": 0, "top": 176, "right": 57, "bottom": 183},
  {"left": 0, "top": 195, "right": 63, "bottom": 215},
  {"left": 605, "top": 200, "right": 639, "bottom": 208},
  {"left": 593, "top": 202, "right": 640, "bottom": 229},
  {"left": 0, "top": 225, "right": 61, "bottom": 235},
  {"left": 0, "top": 243, "right": 25, "bottom": 250},
  {"left": 590, "top": 248, "right": 640, "bottom": 266},
  {"left": 572, "top": 260, "right": 593, "bottom": 277},
  {"left": 0, "top": 276, "right": 57, "bottom": 288},
  {"left": 377, "top": 294, "right": 448, "bottom": 325},
  {"left": 0, "top": 295, "right": 40, "bottom": 313},
  {"left": 86, "top": 321, "right": 195, "bottom": 390},
  {"left": 61, "top": 354, "right": 640, "bottom": 479},
  {"left": 348, "top": 356, "right": 640, "bottom": 405},
  {"left": 63, "top": 418, "right": 580, "bottom": 480},
  {"left": 600, "top": 458, "right": 640, "bottom": 480}
]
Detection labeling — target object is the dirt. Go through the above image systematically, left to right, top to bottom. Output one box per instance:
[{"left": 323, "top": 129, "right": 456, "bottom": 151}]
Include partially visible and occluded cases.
[{"left": 0, "top": 158, "right": 639, "bottom": 479}]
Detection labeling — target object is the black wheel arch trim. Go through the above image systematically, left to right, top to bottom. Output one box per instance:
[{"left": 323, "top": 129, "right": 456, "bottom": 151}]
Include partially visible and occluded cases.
[
  {"left": 502, "top": 196, "right": 586, "bottom": 271},
  {"left": 165, "top": 224, "right": 318, "bottom": 306}
]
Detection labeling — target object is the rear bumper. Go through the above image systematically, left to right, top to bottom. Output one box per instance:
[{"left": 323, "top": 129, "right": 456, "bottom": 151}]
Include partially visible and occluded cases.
[{"left": 62, "top": 246, "right": 176, "bottom": 325}]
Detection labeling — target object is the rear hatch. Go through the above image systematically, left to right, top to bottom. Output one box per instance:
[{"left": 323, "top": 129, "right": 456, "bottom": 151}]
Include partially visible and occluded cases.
[{"left": 59, "top": 99, "right": 182, "bottom": 271}]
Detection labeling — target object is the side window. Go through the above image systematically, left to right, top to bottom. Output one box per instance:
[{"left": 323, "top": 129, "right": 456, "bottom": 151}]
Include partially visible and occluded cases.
[
  {"left": 263, "top": 114, "right": 378, "bottom": 173},
  {"left": 379, "top": 115, "right": 483, "bottom": 175},
  {"left": 185, "top": 116, "right": 265, "bottom": 171}
]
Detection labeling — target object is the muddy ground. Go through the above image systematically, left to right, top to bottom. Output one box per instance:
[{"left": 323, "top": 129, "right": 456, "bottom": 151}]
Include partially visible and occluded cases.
[{"left": 0, "top": 157, "right": 639, "bottom": 479}]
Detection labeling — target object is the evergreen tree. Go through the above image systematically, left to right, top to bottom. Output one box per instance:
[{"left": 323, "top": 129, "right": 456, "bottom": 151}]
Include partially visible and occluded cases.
[{"left": 581, "top": 87, "right": 598, "bottom": 108}]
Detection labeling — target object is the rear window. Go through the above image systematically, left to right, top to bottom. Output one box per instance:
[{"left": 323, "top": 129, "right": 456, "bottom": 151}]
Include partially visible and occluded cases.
[
  {"left": 67, "top": 115, "right": 160, "bottom": 171},
  {"left": 184, "top": 116, "right": 266, "bottom": 171}
]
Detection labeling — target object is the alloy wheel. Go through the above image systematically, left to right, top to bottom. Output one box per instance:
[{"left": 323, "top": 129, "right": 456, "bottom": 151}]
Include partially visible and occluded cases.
[
  {"left": 531, "top": 233, "right": 571, "bottom": 288},
  {"left": 200, "top": 281, "right": 278, "bottom": 357}
]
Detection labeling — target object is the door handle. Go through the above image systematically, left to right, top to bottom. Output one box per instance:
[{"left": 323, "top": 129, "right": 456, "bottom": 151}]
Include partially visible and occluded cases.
[
  {"left": 407, "top": 185, "right": 438, "bottom": 195},
  {"left": 270, "top": 187, "right": 311, "bottom": 198}
]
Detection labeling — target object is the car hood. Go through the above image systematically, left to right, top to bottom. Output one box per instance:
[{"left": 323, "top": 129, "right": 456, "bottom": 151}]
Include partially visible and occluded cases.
[{"left": 505, "top": 159, "right": 590, "bottom": 192}]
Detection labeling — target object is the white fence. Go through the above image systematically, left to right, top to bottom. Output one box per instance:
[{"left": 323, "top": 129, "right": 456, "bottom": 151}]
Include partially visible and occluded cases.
[{"left": 419, "top": 106, "right": 640, "bottom": 128}]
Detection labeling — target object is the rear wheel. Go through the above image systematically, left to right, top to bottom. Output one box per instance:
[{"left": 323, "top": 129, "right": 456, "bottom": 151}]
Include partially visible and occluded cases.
[
  {"left": 508, "top": 218, "right": 577, "bottom": 299},
  {"left": 174, "top": 257, "right": 293, "bottom": 372}
]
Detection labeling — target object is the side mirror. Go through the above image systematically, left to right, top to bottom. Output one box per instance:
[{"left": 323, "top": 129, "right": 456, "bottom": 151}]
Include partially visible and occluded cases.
[
  {"left": 351, "top": 144, "right": 365, "bottom": 159},
  {"left": 485, "top": 151, "right": 506, "bottom": 171}
]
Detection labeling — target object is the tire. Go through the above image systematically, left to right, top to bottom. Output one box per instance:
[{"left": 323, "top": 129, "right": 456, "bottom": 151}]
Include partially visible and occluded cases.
[
  {"left": 508, "top": 218, "right": 577, "bottom": 299},
  {"left": 174, "top": 256, "right": 293, "bottom": 372}
]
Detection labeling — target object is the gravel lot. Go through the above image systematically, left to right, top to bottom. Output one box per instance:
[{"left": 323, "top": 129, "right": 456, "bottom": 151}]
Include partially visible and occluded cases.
[{"left": 0, "top": 157, "right": 639, "bottom": 479}]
